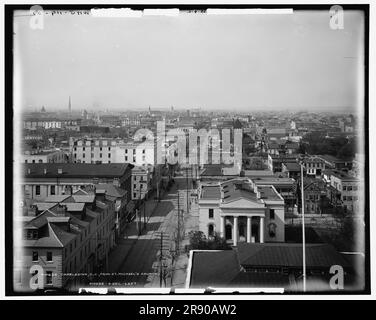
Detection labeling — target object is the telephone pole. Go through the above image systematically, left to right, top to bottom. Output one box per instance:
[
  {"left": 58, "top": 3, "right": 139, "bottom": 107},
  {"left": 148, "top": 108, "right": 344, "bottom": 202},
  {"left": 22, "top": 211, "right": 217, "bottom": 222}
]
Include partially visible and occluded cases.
[
  {"left": 301, "top": 163, "right": 306, "bottom": 292},
  {"left": 186, "top": 167, "right": 189, "bottom": 214},
  {"left": 177, "top": 191, "right": 180, "bottom": 255}
]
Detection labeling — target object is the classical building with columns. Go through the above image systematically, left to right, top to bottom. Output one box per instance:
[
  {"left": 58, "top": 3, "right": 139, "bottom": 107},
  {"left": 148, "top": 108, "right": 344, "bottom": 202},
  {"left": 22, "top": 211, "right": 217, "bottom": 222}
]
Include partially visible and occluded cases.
[{"left": 198, "top": 178, "right": 285, "bottom": 245}]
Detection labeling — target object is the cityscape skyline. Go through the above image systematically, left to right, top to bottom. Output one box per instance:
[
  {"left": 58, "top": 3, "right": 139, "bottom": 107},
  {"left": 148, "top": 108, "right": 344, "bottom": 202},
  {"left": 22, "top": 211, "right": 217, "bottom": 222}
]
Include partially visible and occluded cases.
[{"left": 14, "top": 10, "right": 364, "bottom": 112}]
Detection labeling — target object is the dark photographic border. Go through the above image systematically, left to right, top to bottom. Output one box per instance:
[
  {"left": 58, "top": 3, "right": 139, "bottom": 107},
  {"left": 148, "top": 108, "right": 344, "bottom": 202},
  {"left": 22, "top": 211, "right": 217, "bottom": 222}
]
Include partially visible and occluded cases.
[{"left": 4, "top": 3, "right": 370, "bottom": 297}]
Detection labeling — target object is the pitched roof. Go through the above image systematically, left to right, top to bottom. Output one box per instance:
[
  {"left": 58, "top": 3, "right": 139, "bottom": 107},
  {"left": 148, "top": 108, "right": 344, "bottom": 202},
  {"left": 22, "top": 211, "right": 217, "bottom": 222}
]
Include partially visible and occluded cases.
[
  {"left": 283, "top": 162, "right": 301, "bottom": 171},
  {"left": 96, "top": 183, "right": 127, "bottom": 198},
  {"left": 237, "top": 243, "right": 352, "bottom": 269},
  {"left": 189, "top": 250, "right": 241, "bottom": 288}
]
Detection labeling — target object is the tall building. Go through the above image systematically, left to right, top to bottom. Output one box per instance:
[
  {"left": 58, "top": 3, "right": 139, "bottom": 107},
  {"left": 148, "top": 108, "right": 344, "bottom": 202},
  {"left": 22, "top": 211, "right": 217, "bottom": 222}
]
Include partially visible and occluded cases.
[{"left": 68, "top": 96, "right": 72, "bottom": 114}]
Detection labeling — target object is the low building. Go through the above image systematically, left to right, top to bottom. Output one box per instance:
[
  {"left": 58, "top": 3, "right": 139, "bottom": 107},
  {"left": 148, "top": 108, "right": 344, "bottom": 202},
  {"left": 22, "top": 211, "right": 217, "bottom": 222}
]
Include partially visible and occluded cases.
[
  {"left": 21, "top": 149, "right": 68, "bottom": 164},
  {"left": 303, "top": 156, "right": 330, "bottom": 177},
  {"left": 282, "top": 162, "right": 301, "bottom": 180},
  {"left": 22, "top": 163, "right": 133, "bottom": 202},
  {"left": 325, "top": 170, "right": 363, "bottom": 213},
  {"left": 299, "top": 177, "right": 329, "bottom": 214},
  {"left": 198, "top": 178, "right": 285, "bottom": 245},
  {"left": 14, "top": 190, "right": 116, "bottom": 291},
  {"left": 186, "top": 243, "right": 356, "bottom": 291}
]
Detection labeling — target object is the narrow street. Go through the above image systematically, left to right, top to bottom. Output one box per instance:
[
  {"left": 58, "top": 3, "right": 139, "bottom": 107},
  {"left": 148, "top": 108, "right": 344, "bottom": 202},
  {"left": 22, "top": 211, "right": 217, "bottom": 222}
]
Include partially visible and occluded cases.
[{"left": 106, "top": 172, "right": 198, "bottom": 288}]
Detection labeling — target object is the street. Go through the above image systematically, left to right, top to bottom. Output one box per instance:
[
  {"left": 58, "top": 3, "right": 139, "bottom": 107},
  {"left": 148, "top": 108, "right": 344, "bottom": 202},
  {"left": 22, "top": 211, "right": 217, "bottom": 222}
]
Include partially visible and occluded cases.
[{"left": 105, "top": 173, "right": 198, "bottom": 288}]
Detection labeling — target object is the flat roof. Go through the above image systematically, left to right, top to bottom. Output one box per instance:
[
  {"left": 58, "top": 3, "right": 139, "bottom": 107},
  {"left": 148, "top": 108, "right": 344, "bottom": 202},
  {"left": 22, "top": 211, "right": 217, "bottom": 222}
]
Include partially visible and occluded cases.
[{"left": 24, "top": 163, "right": 133, "bottom": 178}]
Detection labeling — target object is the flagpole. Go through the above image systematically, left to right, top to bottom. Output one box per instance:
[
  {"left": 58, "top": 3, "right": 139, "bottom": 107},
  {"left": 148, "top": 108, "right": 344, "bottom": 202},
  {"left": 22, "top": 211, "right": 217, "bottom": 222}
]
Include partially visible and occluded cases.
[{"left": 301, "top": 163, "right": 306, "bottom": 292}]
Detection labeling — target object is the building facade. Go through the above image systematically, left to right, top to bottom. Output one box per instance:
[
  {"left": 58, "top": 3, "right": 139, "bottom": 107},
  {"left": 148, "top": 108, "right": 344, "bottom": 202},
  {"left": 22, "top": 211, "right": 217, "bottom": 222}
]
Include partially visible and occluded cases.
[{"left": 198, "top": 178, "right": 285, "bottom": 245}]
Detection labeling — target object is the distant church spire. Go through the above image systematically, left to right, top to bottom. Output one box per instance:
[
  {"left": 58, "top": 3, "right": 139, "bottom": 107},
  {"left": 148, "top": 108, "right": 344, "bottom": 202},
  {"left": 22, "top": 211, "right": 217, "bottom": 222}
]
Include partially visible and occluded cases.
[{"left": 68, "top": 96, "right": 72, "bottom": 113}]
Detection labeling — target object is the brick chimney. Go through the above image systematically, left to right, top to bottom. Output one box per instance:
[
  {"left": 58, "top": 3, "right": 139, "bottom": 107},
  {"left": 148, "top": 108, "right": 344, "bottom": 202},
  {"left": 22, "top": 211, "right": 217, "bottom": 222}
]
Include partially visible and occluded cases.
[
  {"left": 28, "top": 204, "right": 38, "bottom": 216},
  {"left": 56, "top": 204, "right": 67, "bottom": 216}
]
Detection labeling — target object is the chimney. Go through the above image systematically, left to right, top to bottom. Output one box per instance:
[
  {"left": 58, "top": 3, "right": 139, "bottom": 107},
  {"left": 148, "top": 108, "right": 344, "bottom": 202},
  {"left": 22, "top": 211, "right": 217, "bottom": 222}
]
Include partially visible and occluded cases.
[
  {"left": 28, "top": 204, "right": 38, "bottom": 216},
  {"left": 56, "top": 204, "right": 67, "bottom": 216}
]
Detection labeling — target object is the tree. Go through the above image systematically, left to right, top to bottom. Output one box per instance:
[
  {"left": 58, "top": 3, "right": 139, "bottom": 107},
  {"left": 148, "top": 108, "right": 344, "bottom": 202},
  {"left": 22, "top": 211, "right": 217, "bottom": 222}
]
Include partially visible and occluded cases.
[
  {"left": 187, "top": 231, "right": 231, "bottom": 250},
  {"left": 188, "top": 231, "right": 207, "bottom": 250}
]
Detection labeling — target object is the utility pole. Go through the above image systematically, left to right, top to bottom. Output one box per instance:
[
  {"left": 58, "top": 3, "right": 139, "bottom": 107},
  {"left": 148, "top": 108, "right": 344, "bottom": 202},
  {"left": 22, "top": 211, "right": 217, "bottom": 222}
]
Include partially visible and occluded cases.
[
  {"left": 301, "top": 163, "right": 306, "bottom": 292},
  {"left": 186, "top": 167, "right": 189, "bottom": 214},
  {"left": 177, "top": 191, "right": 180, "bottom": 256},
  {"left": 160, "top": 232, "right": 163, "bottom": 287}
]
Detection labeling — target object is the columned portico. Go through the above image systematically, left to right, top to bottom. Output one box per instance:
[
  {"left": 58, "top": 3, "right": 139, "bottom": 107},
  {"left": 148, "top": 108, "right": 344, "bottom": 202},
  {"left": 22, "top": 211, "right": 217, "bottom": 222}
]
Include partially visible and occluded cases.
[
  {"left": 221, "top": 214, "right": 265, "bottom": 245},
  {"left": 220, "top": 216, "right": 225, "bottom": 238},
  {"left": 233, "top": 216, "right": 238, "bottom": 246},
  {"left": 247, "top": 216, "right": 252, "bottom": 243},
  {"left": 260, "top": 216, "right": 265, "bottom": 243}
]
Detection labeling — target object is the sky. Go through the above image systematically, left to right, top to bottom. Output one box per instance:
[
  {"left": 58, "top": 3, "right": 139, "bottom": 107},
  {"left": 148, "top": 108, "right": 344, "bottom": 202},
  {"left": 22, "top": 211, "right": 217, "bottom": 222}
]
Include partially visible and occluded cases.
[{"left": 13, "top": 9, "right": 365, "bottom": 112}]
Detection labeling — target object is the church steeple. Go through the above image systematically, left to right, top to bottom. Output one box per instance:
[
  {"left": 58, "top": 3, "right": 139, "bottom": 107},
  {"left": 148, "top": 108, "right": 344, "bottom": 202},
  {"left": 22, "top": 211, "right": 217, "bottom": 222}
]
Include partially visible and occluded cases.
[{"left": 68, "top": 96, "right": 72, "bottom": 113}]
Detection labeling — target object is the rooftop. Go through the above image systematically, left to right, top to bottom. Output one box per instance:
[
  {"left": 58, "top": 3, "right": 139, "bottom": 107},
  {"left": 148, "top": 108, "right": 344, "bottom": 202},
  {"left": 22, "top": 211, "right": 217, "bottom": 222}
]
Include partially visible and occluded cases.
[
  {"left": 24, "top": 163, "right": 133, "bottom": 178},
  {"left": 237, "top": 243, "right": 352, "bottom": 269}
]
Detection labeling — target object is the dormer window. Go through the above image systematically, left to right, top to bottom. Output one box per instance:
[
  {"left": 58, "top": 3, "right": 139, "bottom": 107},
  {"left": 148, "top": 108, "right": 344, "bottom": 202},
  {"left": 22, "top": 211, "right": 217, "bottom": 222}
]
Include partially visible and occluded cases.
[{"left": 26, "top": 229, "right": 38, "bottom": 240}]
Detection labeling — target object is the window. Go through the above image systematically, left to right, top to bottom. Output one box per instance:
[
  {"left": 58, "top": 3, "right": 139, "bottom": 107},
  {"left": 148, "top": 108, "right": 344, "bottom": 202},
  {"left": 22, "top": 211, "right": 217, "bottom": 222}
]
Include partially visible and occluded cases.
[
  {"left": 83, "top": 147, "right": 85, "bottom": 151},
  {"left": 100, "top": 147, "right": 102, "bottom": 151},
  {"left": 133, "top": 149, "right": 136, "bottom": 154},
  {"left": 142, "top": 149, "right": 145, "bottom": 154},
  {"left": 83, "top": 153, "right": 85, "bottom": 158},
  {"left": 91, "top": 153, "right": 94, "bottom": 158},
  {"left": 100, "top": 153, "right": 102, "bottom": 158},
  {"left": 108, "top": 153, "right": 111, "bottom": 158},
  {"left": 125, "top": 156, "right": 128, "bottom": 161},
  {"left": 25, "top": 160, "right": 28, "bottom": 163},
  {"left": 134, "top": 184, "right": 137, "bottom": 189},
  {"left": 140, "top": 184, "right": 143, "bottom": 189},
  {"left": 35, "top": 185, "right": 40, "bottom": 196},
  {"left": 50, "top": 186, "right": 55, "bottom": 195},
  {"left": 343, "top": 186, "right": 347, "bottom": 191},
  {"left": 348, "top": 186, "right": 352, "bottom": 191},
  {"left": 133, "top": 193, "right": 137, "bottom": 198},
  {"left": 343, "top": 196, "right": 347, "bottom": 201},
  {"left": 208, "top": 209, "right": 214, "bottom": 219},
  {"left": 270, "top": 209, "right": 275, "bottom": 220},
  {"left": 268, "top": 223, "right": 276, "bottom": 238},
  {"left": 208, "top": 224, "right": 214, "bottom": 237},
  {"left": 32, "top": 251, "right": 38, "bottom": 262},
  {"left": 46, "top": 251, "right": 53, "bottom": 262},
  {"left": 46, "top": 271, "right": 53, "bottom": 285}
]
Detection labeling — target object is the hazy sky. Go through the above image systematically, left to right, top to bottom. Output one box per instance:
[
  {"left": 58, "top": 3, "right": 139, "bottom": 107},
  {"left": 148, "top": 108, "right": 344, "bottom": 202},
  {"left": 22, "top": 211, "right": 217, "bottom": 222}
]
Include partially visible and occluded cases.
[{"left": 14, "top": 9, "right": 364, "bottom": 111}]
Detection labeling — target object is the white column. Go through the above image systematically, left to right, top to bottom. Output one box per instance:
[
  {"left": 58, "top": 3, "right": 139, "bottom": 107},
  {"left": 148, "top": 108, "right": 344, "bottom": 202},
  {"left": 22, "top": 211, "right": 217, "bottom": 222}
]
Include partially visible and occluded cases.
[
  {"left": 220, "top": 216, "right": 225, "bottom": 238},
  {"left": 233, "top": 216, "right": 238, "bottom": 246},
  {"left": 247, "top": 216, "right": 252, "bottom": 243},
  {"left": 260, "top": 216, "right": 265, "bottom": 243}
]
